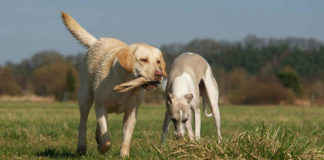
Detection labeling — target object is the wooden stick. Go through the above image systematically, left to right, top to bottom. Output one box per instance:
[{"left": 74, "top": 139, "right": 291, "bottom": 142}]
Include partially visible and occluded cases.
[{"left": 113, "top": 77, "right": 150, "bottom": 92}]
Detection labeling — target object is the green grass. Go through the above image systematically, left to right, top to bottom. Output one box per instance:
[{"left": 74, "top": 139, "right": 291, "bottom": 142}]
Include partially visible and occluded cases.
[{"left": 0, "top": 102, "right": 323, "bottom": 159}]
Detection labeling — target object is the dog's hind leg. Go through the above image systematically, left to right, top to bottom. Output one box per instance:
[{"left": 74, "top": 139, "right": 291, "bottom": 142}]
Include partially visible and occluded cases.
[
  {"left": 203, "top": 67, "right": 222, "bottom": 140},
  {"left": 77, "top": 87, "right": 93, "bottom": 155},
  {"left": 202, "top": 94, "right": 213, "bottom": 117}
]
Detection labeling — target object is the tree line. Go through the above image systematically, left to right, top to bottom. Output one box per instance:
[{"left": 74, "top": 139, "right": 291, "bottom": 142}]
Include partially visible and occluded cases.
[
  {"left": 1, "top": 35, "right": 324, "bottom": 104},
  {"left": 1, "top": 51, "right": 81, "bottom": 101}
]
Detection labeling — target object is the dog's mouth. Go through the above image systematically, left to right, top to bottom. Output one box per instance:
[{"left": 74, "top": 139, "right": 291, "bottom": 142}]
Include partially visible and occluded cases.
[
  {"left": 137, "top": 74, "right": 161, "bottom": 90},
  {"left": 113, "top": 75, "right": 161, "bottom": 93},
  {"left": 141, "top": 81, "right": 160, "bottom": 90}
]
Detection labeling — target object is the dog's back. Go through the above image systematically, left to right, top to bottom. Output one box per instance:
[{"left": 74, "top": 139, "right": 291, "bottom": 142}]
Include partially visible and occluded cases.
[{"left": 167, "top": 53, "right": 209, "bottom": 91}]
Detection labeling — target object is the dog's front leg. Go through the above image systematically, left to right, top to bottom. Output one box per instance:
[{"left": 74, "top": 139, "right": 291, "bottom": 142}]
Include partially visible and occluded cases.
[
  {"left": 95, "top": 106, "right": 111, "bottom": 154},
  {"left": 120, "top": 106, "right": 137, "bottom": 158},
  {"left": 194, "top": 108, "right": 201, "bottom": 140},
  {"left": 160, "top": 110, "right": 171, "bottom": 145},
  {"left": 185, "top": 110, "right": 194, "bottom": 141}
]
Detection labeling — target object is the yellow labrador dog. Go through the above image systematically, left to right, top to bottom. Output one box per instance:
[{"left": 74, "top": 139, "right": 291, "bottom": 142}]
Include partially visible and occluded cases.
[{"left": 61, "top": 12, "right": 167, "bottom": 157}]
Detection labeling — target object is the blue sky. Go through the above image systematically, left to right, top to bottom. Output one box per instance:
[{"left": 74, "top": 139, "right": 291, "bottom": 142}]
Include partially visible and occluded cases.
[{"left": 1, "top": 0, "right": 324, "bottom": 64}]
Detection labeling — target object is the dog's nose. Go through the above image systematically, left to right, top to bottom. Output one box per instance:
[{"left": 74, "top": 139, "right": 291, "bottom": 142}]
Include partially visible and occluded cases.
[
  {"left": 154, "top": 71, "right": 163, "bottom": 80},
  {"left": 174, "top": 131, "right": 183, "bottom": 140},
  {"left": 175, "top": 134, "right": 183, "bottom": 140}
]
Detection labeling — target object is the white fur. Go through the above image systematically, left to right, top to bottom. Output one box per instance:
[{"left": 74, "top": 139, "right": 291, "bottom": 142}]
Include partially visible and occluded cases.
[
  {"left": 161, "top": 53, "right": 222, "bottom": 144},
  {"left": 204, "top": 66, "right": 221, "bottom": 138},
  {"left": 172, "top": 72, "right": 195, "bottom": 98},
  {"left": 179, "top": 110, "right": 185, "bottom": 136}
]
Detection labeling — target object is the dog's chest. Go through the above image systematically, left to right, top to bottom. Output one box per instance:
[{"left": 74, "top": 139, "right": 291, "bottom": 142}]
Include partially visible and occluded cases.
[{"left": 103, "top": 89, "right": 145, "bottom": 113}]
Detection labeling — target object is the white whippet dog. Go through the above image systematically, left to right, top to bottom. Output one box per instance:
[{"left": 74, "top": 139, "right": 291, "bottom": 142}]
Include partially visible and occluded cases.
[{"left": 161, "top": 53, "right": 221, "bottom": 142}]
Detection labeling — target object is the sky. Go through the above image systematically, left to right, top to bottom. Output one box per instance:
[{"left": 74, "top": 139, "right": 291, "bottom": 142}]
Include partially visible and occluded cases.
[{"left": 0, "top": 0, "right": 324, "bottom": 64}]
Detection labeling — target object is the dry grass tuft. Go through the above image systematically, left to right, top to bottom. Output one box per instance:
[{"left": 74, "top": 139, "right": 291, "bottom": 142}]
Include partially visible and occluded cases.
[
  {"left": 0, "top": 94, "right": 54, "bottom": 102},
  {"left": 156, "top": 123, "right": 324, "bottom": 160}
]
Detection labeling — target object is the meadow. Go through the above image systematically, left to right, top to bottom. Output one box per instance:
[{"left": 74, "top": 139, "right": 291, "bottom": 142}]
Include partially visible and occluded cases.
[{"left": 0, "top": 102, "right": 323, "bottom": 159}]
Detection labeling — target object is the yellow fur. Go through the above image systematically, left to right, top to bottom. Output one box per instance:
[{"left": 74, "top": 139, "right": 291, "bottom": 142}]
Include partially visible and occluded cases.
[
  {"left": 61, "top": 12, "right": 97, "bottom": 47},
  {"left": 61, "top": 12, "right": 167, "bottom": 157}
]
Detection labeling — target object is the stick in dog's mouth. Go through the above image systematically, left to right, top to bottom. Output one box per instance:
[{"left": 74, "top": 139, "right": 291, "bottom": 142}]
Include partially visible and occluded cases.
[
  {"left": 113, "top": 77, "right": 160, "bottom": 92},
  {"left": 141, "top": 81, "right": 160, "bottom": 89}
]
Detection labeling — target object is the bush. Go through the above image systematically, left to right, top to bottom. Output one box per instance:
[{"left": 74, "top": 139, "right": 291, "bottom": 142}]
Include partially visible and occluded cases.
[
  {"left": 33, "top": 63, "right": 78, "bottom": 101},
  {"left": 277, "top": 67, "right": 302, "bottom": 96},
  {"left": 0, "top": 68, "right": 22, "bottom": 96},
  {"left": 216, "top": 68, "right": 249, "bottom": 99},
  {"left": 230, "top": 77, "right": 296, "bottom": 104},
  {"left": 303, "top": 79, "right": 324, "bottom": 105}
]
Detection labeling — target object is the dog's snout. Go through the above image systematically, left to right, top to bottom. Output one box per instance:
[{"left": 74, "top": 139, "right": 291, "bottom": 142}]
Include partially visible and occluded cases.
[
  {"left": 154, "top": 71, "right": 163, "bottom": 80},
  {"left": 155, "top": 71, "right": 162, "bottom": 77},
  {"left": 174, "top": 131, "right": 183, "bottom": 140},
  {"left": 175, "top": 134, "right": 183, "bottom": 140}
]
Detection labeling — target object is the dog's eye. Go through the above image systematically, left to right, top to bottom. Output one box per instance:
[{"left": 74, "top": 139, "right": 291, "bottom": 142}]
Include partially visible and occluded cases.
[
  {"left": 140, "top": 58, "right": 148, "bottom": 63},
  {"left": 157, "top": 60, "right": 161, "bottom": 64},
  {"left": 171, "top": 118, "right": 177, "bottom": 122},
  {"left": 182, "top": 119, "right": 188, "bottom": 123}
]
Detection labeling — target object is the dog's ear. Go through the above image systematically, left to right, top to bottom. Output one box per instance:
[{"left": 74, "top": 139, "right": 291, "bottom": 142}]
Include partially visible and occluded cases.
[
  {"left": 118, "top": 46, "right": 137, "bottom": 73},
  {"left": 160, "top": 54, "right": 167, "bottom": 77},
  {"left": 167, "top": 93, "right": 175, "bottom": 104},
  {"left": 184, "top": 93, "right": 193, "bottom": 104}
]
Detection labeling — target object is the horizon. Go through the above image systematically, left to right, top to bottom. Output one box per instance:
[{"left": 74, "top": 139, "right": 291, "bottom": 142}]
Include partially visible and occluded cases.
[{"left": 2, "top": 35, "right": 324, "bottom": 66}]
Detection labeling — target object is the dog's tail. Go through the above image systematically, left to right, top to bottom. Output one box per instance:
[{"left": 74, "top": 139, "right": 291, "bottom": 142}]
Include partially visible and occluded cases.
[
  {"left": 61, "top": 12, "right": 97, "bottom": 48},
  {"left": 202, "top": 98, "right": 212, "bottom": 117}
]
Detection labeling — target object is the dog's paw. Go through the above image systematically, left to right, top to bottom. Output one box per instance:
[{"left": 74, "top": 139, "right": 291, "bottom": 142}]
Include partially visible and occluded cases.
[
  {"left": 98, "top": 141, "right": 112, "bottom": 154},
  {"left": 77, "top": 146, "right": 87, "bottom": 155},
  {"left": 120, "top": 149, "right": 129, "bottom": 158}
]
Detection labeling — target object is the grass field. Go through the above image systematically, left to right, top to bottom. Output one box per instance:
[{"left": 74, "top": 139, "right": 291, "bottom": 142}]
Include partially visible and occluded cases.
[{"left": 0, "top": 102, "right": 323, "bottom": 159}]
